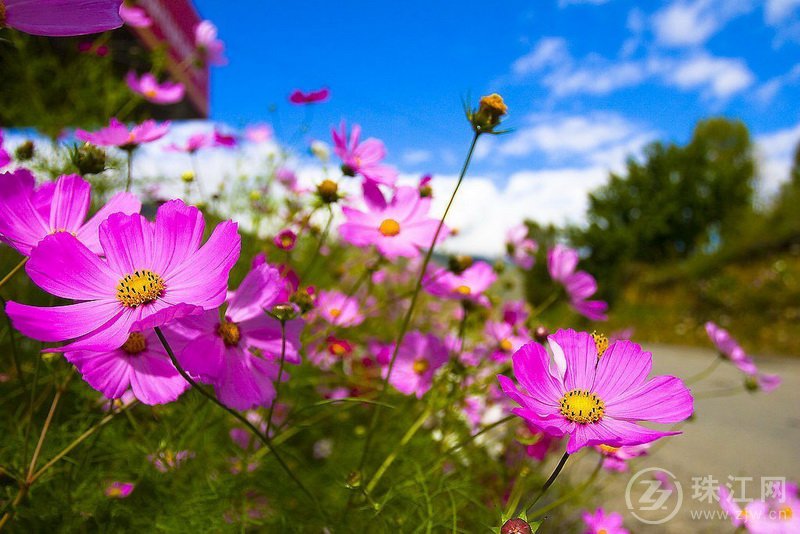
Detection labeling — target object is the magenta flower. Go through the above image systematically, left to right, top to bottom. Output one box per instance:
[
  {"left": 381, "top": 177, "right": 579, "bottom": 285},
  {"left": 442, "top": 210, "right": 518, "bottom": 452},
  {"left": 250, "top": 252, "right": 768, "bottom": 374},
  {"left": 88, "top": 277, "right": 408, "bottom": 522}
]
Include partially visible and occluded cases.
[
  {"left": 3, "top": 0, "right": 123, "bottom": 36},
  {"left": 118, "top": 3, "right": 150, "bottom": 27},
  {"left": 194, "top": 20, "right": 226, "bottom": 66},
  {"left": 126, "top": 72, "right": 184, "bottom": 104},
  {"left": 289, "top": 88, "right": 330, "bottom": 104},
  {"left": 76, "top": 118, "right": 170, "bottom": 149},
  {"left": 332, "top": 121, "right": 398, "bottom": 188},
  {"left": 245, "top": 124, "right": 273, "bottom": 144},
  {"left": 213, "top": 130, "right": 237, "bottom": 147},
  {"left": 0, "top": 131, "right": 10, "bottom": 168},
  {"left": 166, "top": 133, "right": 210, "bottom": 154},
  {"left": 0, "top": 170, "right": 140, "bottom": 256},
  {"left": 340, "top": 186, "right": 445, "bottom": 260},
  {"left": 6, "top": 200, "right": 240, "bottom": 352},
  {"left": 506, "top": 224, "right": 537, "bottom": 270},
  {"left": 273, "top": 229, "right": 297, "bottom": 251},
  {"left": 547, "top": 244, "right": 608, "bottom": 321},
  {"left": 423, "top": 261, "right": 496, "bottom": 306},
  {"left": 175, "top": 263, "right": 304, "bottom": 410},
  {"left": 315, "top": 289, "right": 363, "bottom": 327},
  {"left": 502, "top": 300, "right": 529, "bottom": 327},
  {"left": 483, "top": 320, "right": 529, "bottom": 363},
  {"left": 705, "top": 322, "right": 781, "bottom": 391},
  {"left": 64, "top": 327, "right": 189, "bottom": 405},
  {"left": 498, "top": 329, "right": 693, "bottom": 454},
  {"left": 383, "top": 331, "right": 448, "bottom": 398},
  {"left": 309, "top": 336, "right": 353, "bottom": 370},
  {"left": 230, "top": 411, "right": 267, "bottom": 450},
  {"left": 520, "top": 425, "right": 560, "bottom": 461},
  {"left": 594, "top": 443, "right": 650, "bottom": 472},
  {"left": 148, "top": 450, "right": 193, "bottom": 472},
  {"left": 104, "top": 481, "right": 135, "bottom": 499},
  {"left": 719, "top": 483, "right": 800, "bottom": 532},
  {"left": 581, "top": 508, "right": 629, "bottom": 534}
]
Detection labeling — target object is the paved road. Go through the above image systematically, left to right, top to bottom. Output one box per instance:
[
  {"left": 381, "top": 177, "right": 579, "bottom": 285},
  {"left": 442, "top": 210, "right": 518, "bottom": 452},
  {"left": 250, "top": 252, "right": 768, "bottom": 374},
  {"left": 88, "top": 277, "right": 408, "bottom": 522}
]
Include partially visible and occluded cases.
[{"left": 541, "top": 344, "right": 800, "bottom": 533}]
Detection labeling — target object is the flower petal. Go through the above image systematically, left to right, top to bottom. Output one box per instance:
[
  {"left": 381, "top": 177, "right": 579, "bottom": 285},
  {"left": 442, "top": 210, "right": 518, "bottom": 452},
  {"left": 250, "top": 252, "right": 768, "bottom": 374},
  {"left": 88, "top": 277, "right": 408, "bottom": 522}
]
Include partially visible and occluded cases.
[
  {"left": 48, "top": 175, "right": 90, "bottom": 233},
  {"left": 76, "top": 191, "right": 141, "bottom": 255},
  {"left": 5, "top": 299, "right": 121, "bottom": 342},
  {"left": 549, "top": 329, "right": 596, "bottom": 391},
  {"left": 592, "top": 340, "right": 652, "bottom": 401},
  {"left": 511, "top": 341, "right": 565, "bottom": 403},
  {"left": 129, "top": 352, "right": 189, "bottom": 405},
  {"left": 605, "top": 376, "right": 693, "bottom": 424}
]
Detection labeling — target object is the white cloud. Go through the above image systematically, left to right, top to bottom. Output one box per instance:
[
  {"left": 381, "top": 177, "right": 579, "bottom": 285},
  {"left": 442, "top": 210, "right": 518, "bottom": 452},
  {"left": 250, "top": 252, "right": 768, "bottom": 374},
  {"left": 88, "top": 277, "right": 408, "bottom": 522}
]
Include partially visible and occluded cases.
[
  {"left": 651, "top": 0, "right": 754, "bottom": 47},
  {"left": 765, "top": 0, "right": 800, "bottom": 24},
  {"left": 511, "top": 37, "right": 754, "bottom": 101},
  {"left": 512, "top": 37, "right": 569, "bottom": 76},
  {"left": 664, "top": 53, "right": 755, "bottom": 98},
  {"left": 754, "top": 63, "right": 800, "bottom": 103},
  {"left": 496, "top": 112, "right": 654, "bottom": 168},
  {"left": 755, "top": 122, "right": 800, "bottom": 195},
  {"left": 401, "top": 149, "right": 433, "bottom": 165}
]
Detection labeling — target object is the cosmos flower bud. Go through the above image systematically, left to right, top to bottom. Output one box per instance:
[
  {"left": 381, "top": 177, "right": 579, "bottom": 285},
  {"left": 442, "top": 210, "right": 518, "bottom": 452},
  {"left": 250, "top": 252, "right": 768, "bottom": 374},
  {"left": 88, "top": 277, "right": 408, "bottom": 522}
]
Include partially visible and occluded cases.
[
  {"left": 467, "top": 93, "right": 508, "bottom": 134},
  {"left": 14, "top": 140, "right": 35, "bottom": 161},
  {"left": 309, "top": 140, "right": 330, "bottom": 162},
  {"left": 70, "top": 143, "right": 107, "bottom": 175},
  {"left": 181, "top": 170, "right": 195, "bottom": 183},
  {"left": 316, "top": 179, "right": 341, "bottom": 204},
  {"left": 249, "top": 190, "right": 262, "bottom": 202},
  {"left": 273, "top": 229, "right": 297, "bottom": 251},
  {"left": 448, "top": 255, "right": 473, "bottom": 274},
  {"left": 290, "top": 287, "right": 315, "bottom": 314},
  {"left": 271, "top": 303, "right": 298, "bottom": 322},
  {"left": 533, "top": 325, "right": 549, "bottom": 344},
  {"left": 345, "top": 471, "right": 362, "bottom": 489},
  {"left": 501, "top": 518, "right": 533, "bottom": 534}
]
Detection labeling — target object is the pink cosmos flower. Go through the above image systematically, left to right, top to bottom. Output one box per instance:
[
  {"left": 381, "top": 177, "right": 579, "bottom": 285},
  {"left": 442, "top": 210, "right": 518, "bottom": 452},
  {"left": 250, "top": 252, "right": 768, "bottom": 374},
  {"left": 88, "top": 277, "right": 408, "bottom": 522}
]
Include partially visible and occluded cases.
[
  {"left": 3, "top": 0, "right": 123, "bottom": 36},
  {"left": 118, "top": 3, "right": 150, "bottom": 27},
  {"left": 194, "top": 20, "right": 226, "bottom": 66},
  {"left": 77, "top": 41, "right": 109, "bottom": 56},
  {"left": 126, "top": 72, "right": 184, "bottom": 104},
  {"left": 289, "top": 88, "right": 330, "bottom": 104},
  {"left": 76, "top": 118, "right": 170, "bottom": 149},
  {"left": 332, "top": 121, "right": 398, "bottom": 188},
  {"left": 245, "top": 124, "right": 273, "bottom": 144},
  {"left": 213, "top": 130, "right": 237, "bottom": 147},
  {"left": 0, "top": 131, "right": 10, "bottom": 168},
  {"left": 166, "top": 133, "right": 210, "bottom": 154},
  {"left": 0, "top": 170, "right": 140, "bottom": 256},
  {"left": 339, "top": 185, "right": 445, "bottom": 260},
  {"left": 6, "top": 200, "right": 240, "bottom": 352},
  {"left": 506, "top": 224, "right": 537, "bottom": 270},
  {"left": 273, "top": 229, "right": 297, "bottom": 251},
  {"left": 547, "top": 244, "right": 608, "bottom": 321},
  {"left": 423, "top": 261, "right": 496, "bottom": 307},
  {"left": 174, "top": 264, "right": 304, "bottom": 410},
  {"left": 315, "top": 289, "right": 363, "bottom": 327},
  {"left": 503, "top": 300, "right": 529, "bottom": 327},
  {"left": 483, "top": 320, "right": 529, "bottom": 363},
  {"left": 705, "top": 322, "right": 781, "bottom": 391},
  {"left": 64, "top": 327, "right": 190, "bottom": 405},
  {"left": 498, "top": 329, "right": 693, "bottom": 454},
  {"left": 383, "top": 331, "right": 448, "bottom": 398},
  {"left": 309, "top": 336, "right": 353, "bottom": 370},
  {"left": 230, "top": 411, "right": 267, "bottom": 450},
  {"left": 516, "top": 423, "right": 559, "bottom": 461},
  {"left": 594, "top": 443, "right": 650, "bottom": 472},
  {"left": 148, "top": 450, "right": 193, "bottom": 472},
  {"left": 104, "top": 481, "right": 134, "bottom": 498},
  {"left": 719, "top": 483, "right": 800, "bottom": 532},
  {"left": 581, "top": 508, "right": 629, "bottom": 534}
]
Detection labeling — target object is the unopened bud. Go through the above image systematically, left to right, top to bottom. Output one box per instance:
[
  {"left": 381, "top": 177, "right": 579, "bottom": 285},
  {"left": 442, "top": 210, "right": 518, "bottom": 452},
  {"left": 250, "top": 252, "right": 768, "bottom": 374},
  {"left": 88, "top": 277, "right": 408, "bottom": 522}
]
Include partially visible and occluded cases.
[
  {"left": 468, "top": 93, "right": 508, "bottom": 134},
  {"left": 14, "top": 140, "right": 34, "bottom": 161},
  {"left": 70, "top": 143, "right": 106, "bottom": 175},
  {"left": 181, "top": 170, "right": 195, "bottom": 183},
  {"left": 317, "top": 179, "right": 340, "bottom": 203},
  {"left": 249, "top": 190, "right": 262, "bottom": 201},
  {"left": 448, "top": 255, "right": 473, "bottom": 274},
  {"left": 290, "top": 287, "right": 315, "bottom": 314},
  {"left": 271, "top": 303, "right": 298, "bottom": 322},
  {"left": 533, "top": 325, "right": 549, "bottom": 344},
  {"left": 345, "top": 471, "right": 362, "bottom": 489},
  {"left": 501, "top": 518, "right": 532, "bottom": 534}
]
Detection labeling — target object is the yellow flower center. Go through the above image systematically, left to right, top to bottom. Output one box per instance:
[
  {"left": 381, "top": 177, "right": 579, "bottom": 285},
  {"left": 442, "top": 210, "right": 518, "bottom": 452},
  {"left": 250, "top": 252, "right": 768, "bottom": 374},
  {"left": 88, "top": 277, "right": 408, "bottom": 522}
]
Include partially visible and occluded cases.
[
  {"left": 145, "top": 88, "right": 158, "bottom": 98},
  {"left": 379, "top": 218, "right": 401, "bottom": 237},
  {"left": 280, "top": 235, "right": 294, "bottom": 248},
  {"left": 116, "top": 270, "right": 166, "bottom": 308},
  {"left": 454, "top": 285, "right": 471, "bottom": 295},
  {"left": 329, "top": 308, "right": 342, "bottom": 318},
  {"left": 218, "top": 321, "right": 241, "bottom": 347},
  {"left": 592, "top": 331, "right": 609, "bottom": 357},
  {"left": 121, "top": 332, "right": 147, "bottom": 355},
  {"left": 499, "top": 338, "right": 513, "bottom": 352},
  {"left": 330, "top": 342, "right": 348, "bottom": 356},
  {"left": 412, "top": 359, "right": 429, "bottom": 375},
  {"left": 559, "top": 389, "right": 605, "bottom": 424},
  {"left": 598, "top": 444, "right": 619, "bottom": 455},
  {"left": 107, "top": 486, "right": 122, "bottom": 497},
  {"left": 779, "top": 506, "right": 793, "bottom": 520},
  {"left": 598, "top": 529, "right": 608, "bottom": 534}
]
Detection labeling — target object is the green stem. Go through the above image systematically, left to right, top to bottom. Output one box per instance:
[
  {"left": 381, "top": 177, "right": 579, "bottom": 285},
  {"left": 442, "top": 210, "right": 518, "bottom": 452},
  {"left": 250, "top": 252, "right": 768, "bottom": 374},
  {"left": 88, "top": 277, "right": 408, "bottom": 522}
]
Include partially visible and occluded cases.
[
  {"left": 354, "top": 132, "right": 481, "bottom": 477},
  {"left": 124, "top": 149, "right": 134, "bottom": 193},
  {"left": 299, "top": 206, "right": 333, "bottom": 280},
  {"left": 0, "top": 258, "right": 28, "bottom": 290},
  {"left": 530, "top": 291, "right": 559, "bottom": 318},
  {"left": 1, "top": 297, "right": 26, "bottom": 396},
  {"left": 265, "top": 320, "right": 287, "bottom": 437},
  {"left": 153, "top": 327, "right": 325, "bottom": 518},
  {"left": 686, "top": 356, "right": 723, "bottom": 385},
  {"left": 365, "top": 407, "right": 432, "bottom": 494},
  {"left": 524, "top": 451, "right": 570, "bottom": 514},
  {"left": 529, "top": 456, "right": 603, "bottom": 519}
]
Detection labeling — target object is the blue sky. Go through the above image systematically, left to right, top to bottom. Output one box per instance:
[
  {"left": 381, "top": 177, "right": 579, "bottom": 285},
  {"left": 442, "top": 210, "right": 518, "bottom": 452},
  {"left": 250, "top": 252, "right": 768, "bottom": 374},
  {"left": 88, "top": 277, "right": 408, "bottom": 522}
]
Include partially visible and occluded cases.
[{"left": 195, "top": 0, "right": 800, "bottom": 181}]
